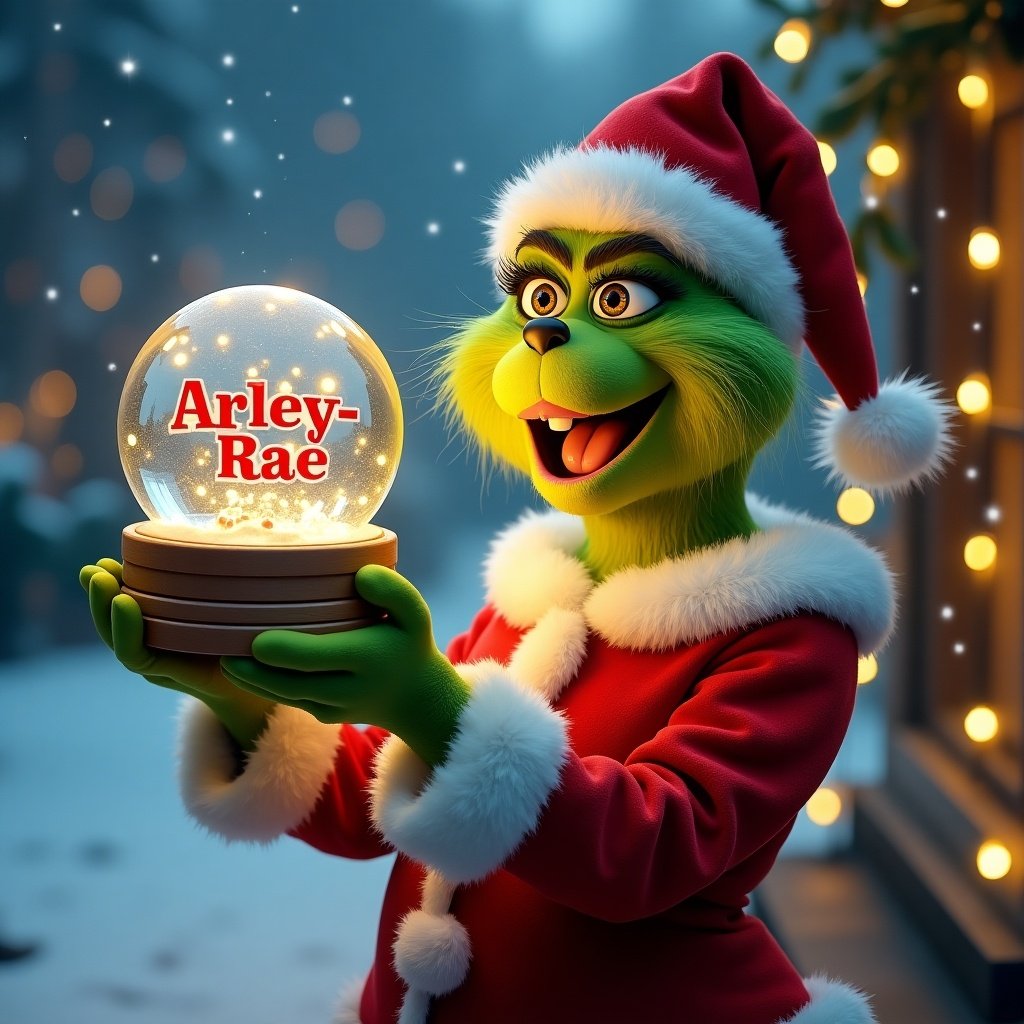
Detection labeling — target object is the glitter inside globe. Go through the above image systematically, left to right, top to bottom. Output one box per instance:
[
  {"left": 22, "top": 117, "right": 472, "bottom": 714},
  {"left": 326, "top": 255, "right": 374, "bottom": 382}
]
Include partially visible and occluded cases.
[{"left": 118, "top": 285, "right": 402, "bottom": 546}]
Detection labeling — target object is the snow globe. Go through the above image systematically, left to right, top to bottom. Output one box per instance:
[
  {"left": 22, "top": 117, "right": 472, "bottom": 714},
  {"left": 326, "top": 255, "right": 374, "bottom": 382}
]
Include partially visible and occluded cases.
[{"left": 117, "top": 284, "right": 402, "bottom": 655}]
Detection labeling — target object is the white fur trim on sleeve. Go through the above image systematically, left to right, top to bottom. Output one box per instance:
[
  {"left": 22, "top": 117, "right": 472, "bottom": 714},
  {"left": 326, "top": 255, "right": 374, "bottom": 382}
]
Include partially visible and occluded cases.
[
  {"left": 486, "top": 145, "right": 803, "bottom": 347},
  {"left": 812, "top": 373, "right": 956, "bottom": 495},
  {"left": 484, "top": 509, "right": 591, "bottom": 628},
  {"left": 369, "top": 666, "right": 569, "bottom": 884},
  {"left": 177, "top": 698, "right": 341, "bottom": 843},
  {"left": 776, "top": 975, "right": 877, "bottom": 1023}
]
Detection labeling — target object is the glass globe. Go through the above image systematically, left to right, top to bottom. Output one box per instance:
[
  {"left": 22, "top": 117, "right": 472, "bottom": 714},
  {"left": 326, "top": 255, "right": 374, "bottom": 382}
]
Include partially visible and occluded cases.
[{"left": 118, "top": 285, "right": 402, "bottom": 546}]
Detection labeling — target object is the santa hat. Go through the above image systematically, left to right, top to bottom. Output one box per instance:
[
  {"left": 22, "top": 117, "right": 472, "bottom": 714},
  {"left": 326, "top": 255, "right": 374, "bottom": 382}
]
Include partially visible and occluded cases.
[{"left": 486, "top": 52, "right": 953, "bottom": 495}]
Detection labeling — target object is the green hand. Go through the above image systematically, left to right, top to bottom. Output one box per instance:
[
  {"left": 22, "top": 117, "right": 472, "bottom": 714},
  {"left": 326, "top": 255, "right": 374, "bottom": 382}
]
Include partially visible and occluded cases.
[
  {"left": 80, "top": 561, "right": 273, "bottom": 749},
  {"left": 221, "top": 565, "right": 470, "bottom": 767}
]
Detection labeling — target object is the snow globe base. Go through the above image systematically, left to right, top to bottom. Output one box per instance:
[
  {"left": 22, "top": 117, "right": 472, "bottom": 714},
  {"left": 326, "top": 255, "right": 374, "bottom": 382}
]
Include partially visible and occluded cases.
[{"left": 120, "top": 523, "right": 398, "bottom": 656}]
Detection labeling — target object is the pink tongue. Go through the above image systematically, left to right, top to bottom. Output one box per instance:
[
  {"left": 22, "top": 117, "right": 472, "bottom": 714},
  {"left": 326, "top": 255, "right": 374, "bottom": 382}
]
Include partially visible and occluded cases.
[{"left": 561, "top": 418, "right": 629, "bottom": 475}]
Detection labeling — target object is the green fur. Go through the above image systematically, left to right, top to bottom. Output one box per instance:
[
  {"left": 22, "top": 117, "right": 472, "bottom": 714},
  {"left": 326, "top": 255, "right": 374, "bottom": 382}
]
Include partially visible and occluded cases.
[{"left": 437, "top": 230, "right": 797, "bottom": 578}]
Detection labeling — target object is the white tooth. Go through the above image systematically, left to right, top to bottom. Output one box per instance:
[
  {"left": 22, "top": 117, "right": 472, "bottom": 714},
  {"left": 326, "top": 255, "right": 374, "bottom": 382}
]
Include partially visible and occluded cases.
[{"left": 549, "top": 418, "right": 574, "bottom": 432}]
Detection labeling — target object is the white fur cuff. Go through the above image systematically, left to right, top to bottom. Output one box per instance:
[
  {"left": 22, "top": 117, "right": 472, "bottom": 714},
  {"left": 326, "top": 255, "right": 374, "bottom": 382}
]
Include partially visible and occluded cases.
[
  {"left": 369, "top": 666, "right": 569, "bottom": 883},
  {"left": 177, "top": 698, "right": 341, "bottom": 842},
  {"left": 777, "top": 975, "right": 877, "bottom": 1024}
]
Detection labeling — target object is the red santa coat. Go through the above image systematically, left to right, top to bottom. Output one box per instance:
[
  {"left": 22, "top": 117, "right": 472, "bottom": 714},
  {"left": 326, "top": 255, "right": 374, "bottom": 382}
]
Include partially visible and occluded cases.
[{"left": 179, "top": 497, "right": 890, "bottom": 1024}]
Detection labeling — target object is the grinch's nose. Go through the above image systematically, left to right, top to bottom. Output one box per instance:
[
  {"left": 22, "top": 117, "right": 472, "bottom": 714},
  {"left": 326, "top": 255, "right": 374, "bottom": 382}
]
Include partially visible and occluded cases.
[{"left": 523, "top": 317, "right": 570, "bottom": 355}]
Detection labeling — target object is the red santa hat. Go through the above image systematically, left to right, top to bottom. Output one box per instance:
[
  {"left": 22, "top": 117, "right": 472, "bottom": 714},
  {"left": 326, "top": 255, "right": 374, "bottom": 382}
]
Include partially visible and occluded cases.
[{"left": 486, "top": 52, "right": 953, "bottom": 495}]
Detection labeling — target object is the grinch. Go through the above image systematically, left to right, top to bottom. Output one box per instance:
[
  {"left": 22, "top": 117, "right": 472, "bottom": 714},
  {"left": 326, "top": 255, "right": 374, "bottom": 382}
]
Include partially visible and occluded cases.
[{"left": 82, "top": 54, "right": 951, "bottom": 1023}]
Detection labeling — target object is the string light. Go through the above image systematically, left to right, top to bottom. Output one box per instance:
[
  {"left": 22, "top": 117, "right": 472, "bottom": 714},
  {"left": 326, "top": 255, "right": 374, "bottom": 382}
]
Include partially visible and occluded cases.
[
  {"left": 774, "top": 19, "right": 812, "bottom": 63},
  {"left": 958, "top": 74, "right": 990, "bottom": 109},
  {"left": 817, "top": 140, "right": 837, "bottom": 176},
  {"left": 866, "top": 142, "right": 900, "bottom": 177},
  {"left": 968, "top": 229, "right": 1000, "bottom": 270},
  {"left": 956, "top": 376, "right": 991, "bottom": 415},
  {"left": 837, "top": 487, "right": 875, "bottom": 525},
  {"left": 964, "top": 534, "right": 997, "bottom": 572},
  {"left": 857, "top": 654, "right": 878, "bottom": 685},
  {"left": 964, "top": 706, "right": 999, "bottom": 743},
  {"left": 805, "top": 787, "right": 842, "bottom": 826},
  {"left": 977, "top": 841, "right": 1012, "bottom": 880}
]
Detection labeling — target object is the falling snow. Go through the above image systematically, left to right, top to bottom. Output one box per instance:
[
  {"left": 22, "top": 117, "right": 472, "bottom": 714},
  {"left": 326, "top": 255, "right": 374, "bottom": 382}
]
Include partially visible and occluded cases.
[
  {"left": 222, "top": 53, "right": 235, "bottom": 67},
  {"left": 120, "top": 58, "right": 137, "bottom": 76},
  {"left": 342, "top": 95, "right": 353, "bottom": 106},
  {"left": 102, "top": 118, "right": 111, "bottom": 127},
  {"left": 222, "top": 128, "right": 236, "bottom": 143},
  {"left": 453, "top": 159, "right": 466, "bottom": 173},
  {"left": 254, "top": 189, "right": 263, "bottom": 199},
  {"left": 936, "top": 208, "right": 947, "bottom": 219},
  {"left": 427, "top": 222, "right": 440, "bottom": 235},
  {"left": 150, "top": 253, "right": 159, "bottom": 262},
  {"left": 45, "top": 287, "right": 58, "bottom": 301},
  {"left": 107, "top": 363, "right": 117, "bottom": 372},
  {"left": 965, "top": 467, "right": 979, "bottom": 480},
  {"left": 985, "top": 505, "right": 1001, "bottom": 523},
  {"left": 940, "top": 606, "right": 954, "bottom": 620}
]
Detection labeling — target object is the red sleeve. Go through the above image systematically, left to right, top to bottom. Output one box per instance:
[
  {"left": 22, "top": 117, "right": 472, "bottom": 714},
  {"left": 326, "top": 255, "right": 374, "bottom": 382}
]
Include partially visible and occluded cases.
[
  {"left": 445, "top": 604, "right": 499, "bottom": 664},
  {"left": 504, "top": 614, "right": 858, "bottom": 922},
  {"left": 289, "top": 723, "right": 393, "bottom": 859}
]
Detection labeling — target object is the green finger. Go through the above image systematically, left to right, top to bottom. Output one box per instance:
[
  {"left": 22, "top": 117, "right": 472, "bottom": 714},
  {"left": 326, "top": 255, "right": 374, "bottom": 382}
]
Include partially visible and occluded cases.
[
  {"left": 96, "top": 558, "right": 123, "bottom": 585},
  {"left": 80, "top": 565, "right": 102, "bottom": 591},
  {"left": 353, "top": 565, "right": 431, "bottom": 634},
  {"left": 88, "top": 572, "right": 120, "bottom": 649},
  {"left": 110, "top": 594, "right": 154, "bottom": 673},
  {"left": 250, "top": 626, "right": 379, "bottom": 672},
  {"left": 221, "top": 656, "right": 336, "bottom": 701}
]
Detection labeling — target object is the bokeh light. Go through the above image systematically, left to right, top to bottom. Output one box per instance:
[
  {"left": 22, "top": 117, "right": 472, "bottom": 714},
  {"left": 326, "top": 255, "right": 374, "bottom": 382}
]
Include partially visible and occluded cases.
[
  {"left": 774, "top": 19, "right": 811, "bottom": 63},
  {"left": 958, "top": 74, "right": 990, "bottom": 109},
  {"left": 313, "top": 111, "right": 361, "bottom": 154},
  {"left": 53, "top": 133, "right": 93, "bottom": 182},
  {"left": 817, "top": 140, "right": 837, "bottom": 176},
  {"left": 866, "top": 142, "right": 900, "bottom": 177},
  {"left": 90, "top": 166, "right": 134, "bottom": 220},
  {"left": 335, "top": 200, "right": 385, "bottom": 250},
  {"left": 968, "top": 229, "right": 1001, "bottom": 270},
  {"left": 80, "top": 265, "right": 122, "bottom": 311},
  {"left": 29, "top": 370, "right": 77, "bottom": 418},
  {"left": 956, "top": 376, "right": 991, "bottom": 415},
  {"left": 0, "top": 402, "right": 24, "bottom": 443},
  {"left": 836, "top": 487, "right": 875, "bottom": 525},
  {"left": 964, "top": 534, "right": 997, "bottom": 572},
  {"left": 857, "top": 654, "right": 878, "bottom": 685},
  {"left": 964, "top": 706, "right": 999, "bottom": 743},
  {"left": 805, "top": 787, "right": 842, "bottom": 826},
  {"left": 977, "top": 841, "right": 1012, "bottom": 880}
]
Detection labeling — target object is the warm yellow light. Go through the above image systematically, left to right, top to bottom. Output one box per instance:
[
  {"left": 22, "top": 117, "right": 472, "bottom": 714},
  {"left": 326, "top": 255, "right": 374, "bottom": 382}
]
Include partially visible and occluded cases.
[
  {"left": 880, "top": 0, "right": 909, "bottom": 6},
  {"left": 774, "top": 19, "right": 811, "bottom": 63},
  {"left": 958, "top": 74, "right": 990, "bottom": 109},
  {"left": 817, "top": 140, "right": 837, "bottom": 176},
  {"left": 867, "top": 142, "right": 900, "bottom": 177},
  {"left": 968, "top": 229, "right": 1000, "bottom": 270},
  {"left": 856, "top": 272, "right": 868, "bottom": 297},
  {"left": 216, "top": 333, "right": 230, "bottom": 347},
  {"left": 172, "top": 351, "right": 188, "bottom": 368},
  {"left": 291, "top": 366, "right": 301, "bottom": 377},
  {"left": 30, "top": 370, "right": 77, "bottom": 418},
  {"left": 320, "top": 376, "right": 337, "bottom": 393},
  {"left": 956, "top": 377, "right": 991, "bottom": 415},
  {"left": 277, "top": 380, "right": 293, "bottom": 393},
  {"left": 126, "top": 433, "right": 138, "bottom": 447},
  {"left": 375, "top": 454, "right": 387, "bottom": 466},
  {"left": 195, "top": 485, "right": 207, "bottom": 498},
  {"left": 837, "top": 487, "right": 875, "bottom": 525},
  {"left": 964, "top": 534, "right": 997, "bottom": 571},
  {"left": 857, "top": 654, "right": 878, "bottom": 685},
  {"left": 964, "top": 706, "right": 999, "bottom": 743},
  {"left": 805, "top": 787, "right": 842, "bottom": 826},
  {"left": 977, "top": 841, "right": 1012, "bottom": 880}
]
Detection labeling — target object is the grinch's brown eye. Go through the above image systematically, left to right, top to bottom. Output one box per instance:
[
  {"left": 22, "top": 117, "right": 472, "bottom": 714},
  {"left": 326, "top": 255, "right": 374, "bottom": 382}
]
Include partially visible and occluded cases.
[
  {"left": 521, "top": 278, "right": 568, "bottom": 318},
  {"left": 592, "top": 280, "right": 660, "bottom": 319}
]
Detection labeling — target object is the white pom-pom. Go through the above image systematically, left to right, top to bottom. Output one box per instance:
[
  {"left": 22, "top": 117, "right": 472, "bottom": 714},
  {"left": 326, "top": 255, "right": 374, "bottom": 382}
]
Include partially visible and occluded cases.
[
  {"left": 812, "top": 373, "right": 955, "bottom": 495},
  {"left": 393, "top": 910, "right": 471, "bottom": 996}
]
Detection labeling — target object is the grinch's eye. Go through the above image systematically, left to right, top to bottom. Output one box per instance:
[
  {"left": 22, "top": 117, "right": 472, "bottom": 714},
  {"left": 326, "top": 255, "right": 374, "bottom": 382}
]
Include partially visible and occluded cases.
[
  {"left": 520, "top": 278, "right": 568, "bottom": 318},
  {"left": 591, "top": 280, "right": 661, "bottom": 320}
]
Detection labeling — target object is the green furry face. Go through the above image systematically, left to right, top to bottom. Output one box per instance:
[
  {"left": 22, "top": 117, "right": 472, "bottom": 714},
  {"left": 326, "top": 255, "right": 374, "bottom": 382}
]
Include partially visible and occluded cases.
[{"left": 438, "top": 229, "right": 797, "bottom": 517}]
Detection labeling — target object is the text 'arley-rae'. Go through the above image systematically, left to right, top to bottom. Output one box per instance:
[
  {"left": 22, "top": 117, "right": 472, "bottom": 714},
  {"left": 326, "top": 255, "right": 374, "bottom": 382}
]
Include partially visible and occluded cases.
[{"left": 168, "top": 378, "right": 360, "bottom": 483}]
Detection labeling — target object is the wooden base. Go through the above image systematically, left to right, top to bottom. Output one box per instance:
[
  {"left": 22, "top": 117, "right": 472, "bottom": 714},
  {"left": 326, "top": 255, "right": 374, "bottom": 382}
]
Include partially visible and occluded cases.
[{"left": 121, "top": 522, "right": 398, "bottom": 656}]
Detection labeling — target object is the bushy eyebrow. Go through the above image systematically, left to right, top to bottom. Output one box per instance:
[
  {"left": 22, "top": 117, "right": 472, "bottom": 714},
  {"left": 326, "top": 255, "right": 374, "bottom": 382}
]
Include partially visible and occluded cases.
[
  {"left": 514, "top": 230, "right": 573, "bottom": 269},
  {"left": 583, "top": 233, "right": 682, "bottom": 272}
]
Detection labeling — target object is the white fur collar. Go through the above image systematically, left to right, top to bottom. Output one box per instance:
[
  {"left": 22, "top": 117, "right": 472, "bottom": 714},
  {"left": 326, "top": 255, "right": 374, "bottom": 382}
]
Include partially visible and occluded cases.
[{"left": 484, "top": 496, "right": 894, "bottom": 655}]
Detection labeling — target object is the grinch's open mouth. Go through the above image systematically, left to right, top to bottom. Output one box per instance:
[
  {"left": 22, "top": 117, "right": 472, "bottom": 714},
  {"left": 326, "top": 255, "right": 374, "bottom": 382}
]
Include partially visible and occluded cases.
[{"left": 521, "top": 386, "right": 670, "bottom": 481}]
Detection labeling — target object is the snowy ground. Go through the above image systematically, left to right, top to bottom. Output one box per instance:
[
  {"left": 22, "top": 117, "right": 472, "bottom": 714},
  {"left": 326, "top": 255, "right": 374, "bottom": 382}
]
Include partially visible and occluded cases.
[{"left": 0, "top": 557, "right": 884, "bottom": 1024}]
